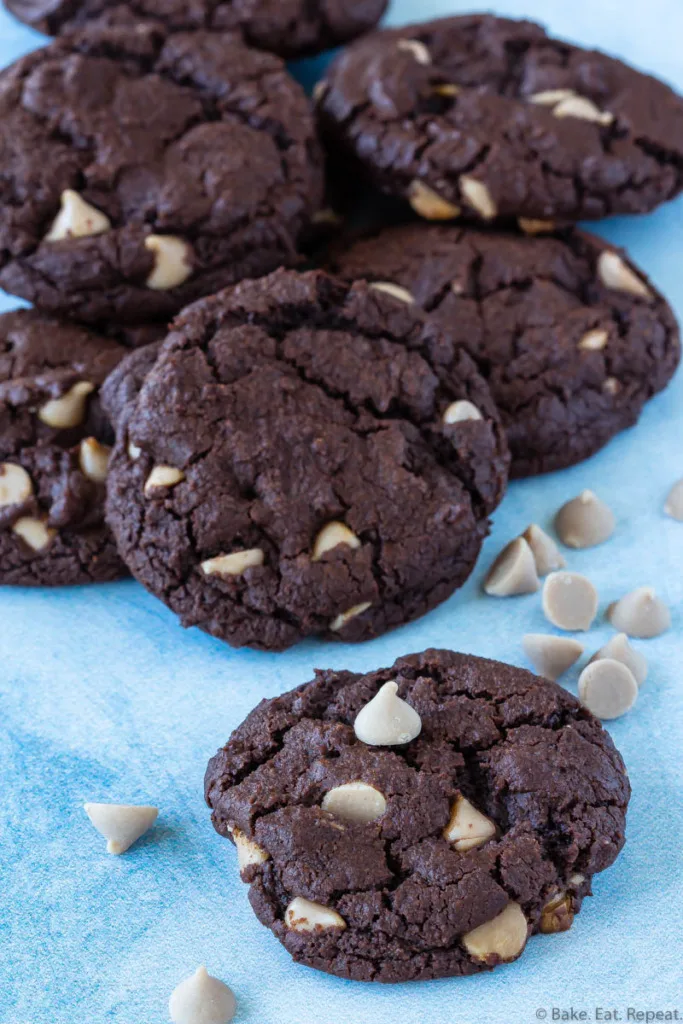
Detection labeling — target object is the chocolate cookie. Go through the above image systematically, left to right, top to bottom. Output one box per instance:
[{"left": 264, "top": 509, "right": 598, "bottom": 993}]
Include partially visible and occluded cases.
[
  {"left": 3, "top": 0, "right": 388, "bottom": 59},
  {"left": 317, "top": 14, "right": 683, "bottom": 224},
  {"left": 0, "top": 25, "right": 324, "bottom": 324},
  {"left": 330, "top": 223, "right": 680, "bottom": 477},
  {"left": 105, "top": 268, "right": 509, "bottom": 651},
  {"left": 0, "top": 309, "right": 127, "bottom": 585},
  {"left": 205, "top": 648, "right": 631, "bottom": 983}
]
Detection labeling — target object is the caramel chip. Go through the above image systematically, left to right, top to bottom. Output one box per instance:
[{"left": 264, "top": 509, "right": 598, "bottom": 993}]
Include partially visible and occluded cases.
[
  {"left": 664, "top": 479, "right": 683, "bottom": 521},
  {"left": 555, "top": 490, "right": 616, "bottom": 548},
  {"left": 522, "top": 524, "right": 566, "bottom": 576},
  {"left": 484, "top": 537, "right": 540, "bottom": 597},
  {"left": 542, "top": 572, "right": 598, "bottom": 631},
  {"left": 607, "top": 587, "right": 671, "bottom": 638},
  {"left": 590, "top": 633, "right": 648, "bottom": 686},
  {"left": 523, "top": 634, "right": 584, "bottom": 681},
  {"left": 578, "top": 659, "right": 638, "bottom": 720}
]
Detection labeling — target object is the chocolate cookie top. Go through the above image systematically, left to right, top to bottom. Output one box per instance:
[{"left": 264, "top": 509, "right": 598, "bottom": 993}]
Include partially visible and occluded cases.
[
  {"left": 3, "top": 0, "right": 388, "bottom": 59},
  {"left": 317, "top": 14, "right": 683, "bottom": 224},
  {"left": 0, "top": 25, "right": 324, "bottom": 324},
  {"left": 331, "top": 224, "right": 680, "bottom": 477},
  {"left": 105, "top": 268, "right": 509, "bottom": 651},
  {"left": 0, "top": 308, "right": 127, "bottom": 585},
  {"left": 205, "top": 648, "right": 631, "bottom": 983}
]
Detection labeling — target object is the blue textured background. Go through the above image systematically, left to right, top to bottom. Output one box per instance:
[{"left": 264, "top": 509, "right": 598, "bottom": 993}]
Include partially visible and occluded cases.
[{"left": 1, "top": 2, "right": 682, "bottom": 1022}]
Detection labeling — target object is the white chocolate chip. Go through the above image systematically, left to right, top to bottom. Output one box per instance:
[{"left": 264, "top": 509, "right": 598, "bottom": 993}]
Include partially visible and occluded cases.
[
  {"left": 397, "top": 39, "right": 431, "bottom": 65},
  {"left": 312, "top": 81, "right": 328, "bottom": 104},
  {"left": 529, "top": 88, "right": 577, "bottom": 106},
  {"left": 553, "top": 95, "right": 614, "bottom": 125},
  {"left": 460, "top": 176, "right": 497, "bottom": 220},
  {"left": 408, "top": 181, "right": 461, "bottom": 221},
  {"left": 46, "top": 189, "right": 111, "bottom": 241},
  {"left": 518, "top": 218, "right": 557, "bottom": 235},
  {"left": 144, "top": 235, "right": 193, "bottom": 290},
  {"left": 598, "top": 251, "right": 652, "bottom": 299},
  {"left": 368, "top": 281, "right": 414, "bottom": 304},
  {"left": 578, "top": 328, "right": 609, "bottom": 351},
  {"left": 602, "top": 377, "right": 620, "bottom": 396},
  {"left": 38, "top": 381, "right": 94, "bottom": 429},
  {"left": 443, "top": 400, "right": 483, "bottom": 425},
  {"left": 79, "top": 437, "right": 111, "bottom": 483},
  {"left": 128, "top": 441, "right": 142, "bottom": 460},
  {"left": 0, "top": 463, "right": 33, "bottom": 507},
  {"left": 144, "top": 465, "right": 185, "bottom": 495},
  {"left": 664, "top": 479, "right": 683, "bottom": 521},
  {"left": 555, "top": 490, "right": 616, "bottom": 549},
  {"left": 12, "top": 516, "right": 55, "bottom": 552},
  {"left": 312, "top": 521, "right": 361, "bottom": 561},
  {"left": 522, "top": 523, "right": 566, "bottom": 576},
  {"left": 484, "top": 537, "right": 540, "bottom": 597},
  {"left": 201, "top": 549, "right": 265, "bottom": 578},
  {"left": 542, "top": 572, "right": 599, "bottom": 631},
  {"left": 607, "top": 586, "right": 671, "bottom": 638},
  {"left": 329, "top": 601, "right": 371, "bottom": 632},
  {"left": 590, "top": 633, "right": 648, "bottom": 687},
  {"left": 523, "top": 634, "right": 584, "bottom": 681},
  {"left": 578, "top": 659, "right": 638, "bottom": 720},
  {"left": 354, "top": 680, "right": 422, "bottom": 747},
  {"left": 322, "top": 782, "right": 387, "bottom": 823},
  {"left": 443, "top": 795, "right": 496, "bottom": 851},
  {"left": 83, "top": 802, "right": 158, "bottom": 854},
  {"left": 228, "top": 826, "right": 270, "bottom": 873},
  {"left": 569, "top": 873, "right": 585, "bottom": 887},
  {"left": 540, "top": 891, "right": 574, "bottom": 934},
  {"left": 285, "top": 897, "right": 346, "bottom": 934},
  {"left": 462, "top": 903, "right": 528, "bottom": 963},
  {"left": 169, "top": 966, "right": 236, "bottom": 1024}
]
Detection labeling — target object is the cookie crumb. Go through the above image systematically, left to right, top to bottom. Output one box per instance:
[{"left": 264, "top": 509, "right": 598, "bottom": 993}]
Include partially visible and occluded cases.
[
  {"left": 555, "top": 490, "right": 616, "bottom": 548},
  {"left": 484, "top": 537, "right": 540, "bottom": 596},
  {"left": 542, "top": 572, "right": 598, "bottom": 631},
  {"left": 607, "top": 587, "right": 671, "bottom": 638},
  {"left": 522, "top": 634, "right": 584, "bottom": 681},
  {"left": 578, "top": 659, "right": 638, "bottom": 720},
  {"left": 354, "top": 681, "right": 422, "bottom": 746},
  {"left": 83, "top": 802, "right": 158, "bottom": 855},
  {"left": 169, "top": 966, "right": 236, "bottom": 1024}
]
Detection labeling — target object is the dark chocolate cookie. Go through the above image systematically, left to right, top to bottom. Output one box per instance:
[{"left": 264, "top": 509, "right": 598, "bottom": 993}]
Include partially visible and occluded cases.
[
  {"left": 3, "top": 0, "right": 388, "bottom": 59},
  {"left": 317, "top": 14, "right": 683, "bottom": 224},
  {"left": 0, "top": 25, "right": 324, "bottom": 324},
  {"left": 331, "top": 223, "right": 680, "bottom": 477},
  {"left": 105, "top": 268, "right": 509, "bottom": 651},
  {"left": 0, "top": 308, "right": 127, "bottom": 585},
  {"left": 100, "top": 339, "right": 163, "bottom": 428},
  {"left": 205, "top": 648, "right": 631, "bottom": 983}
]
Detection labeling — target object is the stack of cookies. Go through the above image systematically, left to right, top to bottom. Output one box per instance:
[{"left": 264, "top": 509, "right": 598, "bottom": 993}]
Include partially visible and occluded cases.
[{"left": 0, "top": 4, "right": 681, "bottom": 651}]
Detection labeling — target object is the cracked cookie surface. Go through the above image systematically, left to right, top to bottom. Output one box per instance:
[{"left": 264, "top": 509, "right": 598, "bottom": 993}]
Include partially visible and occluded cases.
[
  {"left": 3, "top": 0, "right": 388, "bottom": 59},
  {"left": 317, "top": 14, "right": 683, "bottom": 224},
  {"left": 0, "top": 24, "right": 324, "bottom": 324},
  {"left": 331, "top": 224, "right": 680, "bottom": 477},
  {"left": 105, "top": 268, "right": 509, "bottom": 651},
  {"left": 0, "top": 308, "right": 127, "bottom": 585},
  {"left": 205, "top": 648, "right": 631, "bottom": 982}
]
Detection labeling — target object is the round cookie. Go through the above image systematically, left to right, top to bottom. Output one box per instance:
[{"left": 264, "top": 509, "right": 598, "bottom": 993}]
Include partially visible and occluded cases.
[
  {"left": 3, "top": 0, "right": 388, "bottom": 59},
  {"left": 317, "top": 14, "right": 683, "bottom": 224},
  {"left": 0, "top": 25, "right": 324, "bottom": 324},
  {"left": 330, "top": 224, "right": 680, "bottom": 477},
  {"left": 105, "top": 268, "right": 509, "bottom": 651},
  {"left": 0, "top": 309, "right": 127, "bottom": 586},
  {"left": 205, "top": 648, "right": 631, "bottom": 983}
]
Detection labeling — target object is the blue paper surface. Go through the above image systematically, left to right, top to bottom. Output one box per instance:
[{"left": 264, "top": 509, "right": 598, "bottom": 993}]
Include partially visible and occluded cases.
[{"left": 1, "top": 2, "right": 682, "bottom": 1022}]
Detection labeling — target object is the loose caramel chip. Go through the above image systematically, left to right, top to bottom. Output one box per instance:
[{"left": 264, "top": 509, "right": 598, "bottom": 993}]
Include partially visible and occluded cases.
[
  {"left": 664, "top": 479, "right": 683, "bottom": 521},
  {"left": 555, "top": 490, "right": 616, "bottom": 549},
  {"left": 522, "top": 524, "right": 566, "bottom": 576},
  {"left": 484, "top": 537, "right": 540, "bottom": 597},
  {"left": 542, "top": 572, "right": 598, "bottom": 631},
  {"left": 607, "top": 587, "right": 671, "bottom": 638},
  {"left": 590, "top": 633, "right": 648, "bottom": 686},
  {"left": 523, "top": 634, "right": 584, "bottom": 681},
  {"left": 578, "top": 659, "right": 638, "bottom": 720},
  {"left": 83, "top": 802, "right": 158, "bottom": 854},
  {"left": 463, "top": 903, "right": 528, "bottom": 963},
  {"left": 169, "top": 966, "right": 236, "bottom": 1024}
]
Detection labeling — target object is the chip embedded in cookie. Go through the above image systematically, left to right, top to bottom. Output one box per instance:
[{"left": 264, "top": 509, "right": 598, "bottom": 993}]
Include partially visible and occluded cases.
[
  {"left": 3, "top": 0, "right": 388, "bottom": 59},
  {"left": 317, "top": 14, "right": 683, "bottom": 223},
  {"left": 0, "top": 25, "right": 324, "bottom": 324},
  {"left": 331, "top": 224, "right": 680, "bottom": 477},
  {"left": 105, "top": 268, "right": 509, "bottom": 651},
  {"left": 0, "top": 309, "right": 127, "bottom": 586},
  {"left": 205, "top": 648, "right": 631, "bottom": 982}
]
